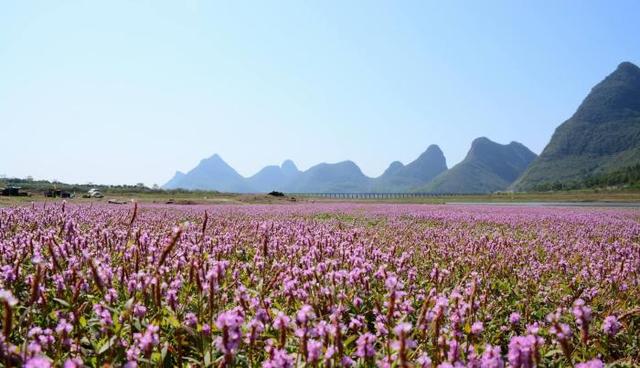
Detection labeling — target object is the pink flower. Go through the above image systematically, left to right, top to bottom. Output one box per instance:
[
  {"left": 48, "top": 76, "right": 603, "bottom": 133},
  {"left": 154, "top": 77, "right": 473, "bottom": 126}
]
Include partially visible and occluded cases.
[
  {"left": 385, "top": 275, "right": 403, "bottom": 291},
  {"left": 0, "top": 289, "right": 18, "bottom": 307},
  {"left": 573, "top": 299, "right": 592, "bottom": 342},
  {"left": 296, "top": 305, "right": 315, "bottom": 325},
  {"left": 215, "top": 309, "right": 244, "bottom": 356},
  {"left": 184, "top": 312, "right": 198, "bottom": 327},
  {"left": 273, "top": 312, "right": 291, "bottom": 330},
  {"left": 509, "top": 312, "right": 521, "bottom": 326},
  {"left": 602, "top": 315, "right": 621, "bottom": 336},
  {"left": 55, "top": 319, "right": 73, "bottom": 336},
  {"left": 471, "top": 321, "right": 484, "bottom": 335},
  {"left": 393, "top": 322, "right": 412, "bottom": 336},
  {"left": 555, "top": 323, "right": 573, "bottom": 339},
  {"left": 136, "top": 324, "right": 159, "bottom": 355},
  {"left": 356, "top": 332, "right": 376, "bottom": 358},
  {"left": 508, "top": 336, "right": 535, "bottom": 368},
  {"left": 306, "top": 339, "right": 322, "bottom": 363},
  {"left": 447, "top": 339, "right": 460, "bottom": 363},
  {"left": 480, "top": 344, "right": 504, "bottom": 368},
  {"left": 262, "top": 347, "right": 294, "bottom": 368},
  {"left": 416, "top": 354, "right": 432, "bottom": 368},
  {"left": 25, "top": 357, "right": 51, "bottom": 368},
  {"left": 63, "top": 358, "right": 83, "bottom": 368},
  {"left": 576, "top": 359, "right": 604, "bottom": 368}
]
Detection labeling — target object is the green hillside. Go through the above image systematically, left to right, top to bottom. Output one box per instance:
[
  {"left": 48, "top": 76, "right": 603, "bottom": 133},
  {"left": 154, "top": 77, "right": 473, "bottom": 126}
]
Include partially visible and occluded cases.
[
  {"left": 514, "top": 62, "right": 640, "bottom": 190},
  {"left": 424, "top": 138, "right": 537, "bottom": 193}
]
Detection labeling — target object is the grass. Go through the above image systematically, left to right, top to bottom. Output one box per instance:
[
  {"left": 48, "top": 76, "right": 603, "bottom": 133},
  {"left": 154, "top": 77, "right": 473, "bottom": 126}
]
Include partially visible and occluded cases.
[
  {"left": 3, "top": 188, "right": 640, "bottom": 208},
  {"left": 0, "top": 191, "right": 302, "bottom": 207}
]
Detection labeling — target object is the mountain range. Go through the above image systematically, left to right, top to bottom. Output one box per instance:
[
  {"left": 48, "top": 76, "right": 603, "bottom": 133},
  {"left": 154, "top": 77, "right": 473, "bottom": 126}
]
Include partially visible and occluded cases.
[
  {"left": 165, "top": 61, "right": 640, "bottom": 194},
  {"left": 163, "top": 139, "right": 534, "bottom": 193}
]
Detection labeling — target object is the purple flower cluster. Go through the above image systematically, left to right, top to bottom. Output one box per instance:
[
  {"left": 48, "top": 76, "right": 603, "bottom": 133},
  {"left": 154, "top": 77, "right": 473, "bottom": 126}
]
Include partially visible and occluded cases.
[
  {"left": 0, "top": 202, "right": 637, "bottom": 365},
  {"left": 215, "top": 308, "right": 244, "bottom": 361},
  {"left": 602, "top": 315, "right": 621, "bottom": 337}
]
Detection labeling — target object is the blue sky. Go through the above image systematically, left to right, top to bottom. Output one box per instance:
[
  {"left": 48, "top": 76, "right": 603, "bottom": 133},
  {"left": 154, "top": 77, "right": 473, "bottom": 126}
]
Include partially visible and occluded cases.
[{"left": 1, "top": 1, "right": 639, "bottom": 186}]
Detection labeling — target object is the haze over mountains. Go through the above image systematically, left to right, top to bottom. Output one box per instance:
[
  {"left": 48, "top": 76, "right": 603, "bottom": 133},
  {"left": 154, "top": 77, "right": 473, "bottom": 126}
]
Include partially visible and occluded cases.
[
  {"left": 165, "top": 61, "right": 640, "bottom": 194},
  {"left": 163, "top": 138, "right": 533, "bottom": 193},
  {"left": 425, "top": 139, "right": 537, "bottom": 194},
  {"left": 372, "top": 145, "right": 447, "bottom": 192}
]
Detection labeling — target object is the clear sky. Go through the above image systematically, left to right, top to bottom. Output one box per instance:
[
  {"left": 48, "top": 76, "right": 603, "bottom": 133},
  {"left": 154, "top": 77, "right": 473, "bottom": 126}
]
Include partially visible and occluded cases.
[{"left": 1, "top": 1, "right": 639, "bottom": 186}]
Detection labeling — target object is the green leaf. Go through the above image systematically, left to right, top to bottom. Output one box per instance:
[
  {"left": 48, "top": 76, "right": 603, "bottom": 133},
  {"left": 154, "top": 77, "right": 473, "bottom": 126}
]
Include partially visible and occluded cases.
[
  {"left": 124, "top": 297, "right": 135, "bottom": 310},
  {"left": 52, "top": 298, "right": 70, "bottom": 308},
  {"left": 165, "top": 311, "right": 181, "bottom": 328},
  {"left": 464, "top": 322, "right": 471, "bottom": 334},
  {"left": 344, "top": 334, "right": 358, "bottom": 347},
  {"left": 97, "top": 335, "right": 118, "bottom": 355},
  {"left": 161, "top": 342, "right": 168, "bottom": 361},
  {"left": 544, "top": 348, "right": 562, "bottom": 358},
  {"left": 151, "top": 352, "right": 162, "bottom": 363},
  {"left": 183, "top": 357, "right": 201, "bottom": 365}
]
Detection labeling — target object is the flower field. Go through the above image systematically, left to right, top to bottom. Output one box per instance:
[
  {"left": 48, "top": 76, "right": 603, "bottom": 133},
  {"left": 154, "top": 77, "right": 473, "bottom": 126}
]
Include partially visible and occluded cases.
[{"left": 0, "top": 202, "right": 639, "bottom": 367}]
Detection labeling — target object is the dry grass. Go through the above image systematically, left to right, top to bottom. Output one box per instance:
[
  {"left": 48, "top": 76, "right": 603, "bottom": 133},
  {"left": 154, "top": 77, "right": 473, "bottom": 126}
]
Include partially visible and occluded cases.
[{"left": 2, "top": 189, "right": 640, "bottom": 208}]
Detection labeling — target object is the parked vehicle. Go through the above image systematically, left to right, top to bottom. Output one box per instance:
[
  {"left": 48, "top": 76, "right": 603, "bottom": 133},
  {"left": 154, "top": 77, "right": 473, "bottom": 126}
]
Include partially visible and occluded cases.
[
  {"left": 0, "top": 186, "right": 30, "bottom": 197},
  {"left": 87, "top": 188, "right": 104, "bottom": 198},
  {"left": 44, "top": 189, "right": 74, "bottom": 198}
]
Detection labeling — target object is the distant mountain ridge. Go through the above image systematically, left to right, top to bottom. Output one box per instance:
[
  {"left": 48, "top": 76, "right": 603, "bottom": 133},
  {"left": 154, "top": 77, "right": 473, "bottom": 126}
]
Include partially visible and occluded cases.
[
  {"left": 513, "top": 61, "right": 640, "bottom": 190},
  {"left": 165, "top": 62, "right": 640, "bottom": 194},
  {"left": 424, "top": 138, "right": 537, "bottom": 193},
  {"left": 163, "top": 140, "right": 535, "bottom": 193},
  {"left": 372, "top": 145, "right": 447, "bottom": 192},
  {"left": 163, "top": 147, "right": 448, "bottom": 193},
  {"left": 166, "top": 154, "right": 253, "bottom": 192},
  {"left": 246, "top": 160, "right": 301, "bottom": 193}
]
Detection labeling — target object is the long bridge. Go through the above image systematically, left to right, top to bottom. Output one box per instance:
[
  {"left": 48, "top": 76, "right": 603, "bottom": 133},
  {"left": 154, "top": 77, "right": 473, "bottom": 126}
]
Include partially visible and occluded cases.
[{"left": 287, "top": 192, "right": 478, "bottom": 199}]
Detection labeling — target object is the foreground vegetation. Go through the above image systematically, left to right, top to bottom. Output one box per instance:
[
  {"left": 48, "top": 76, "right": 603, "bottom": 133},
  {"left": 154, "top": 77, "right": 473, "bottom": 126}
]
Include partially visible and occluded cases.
[{"left": 0, "top": 203, "right": 638, "bottom": 367}]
